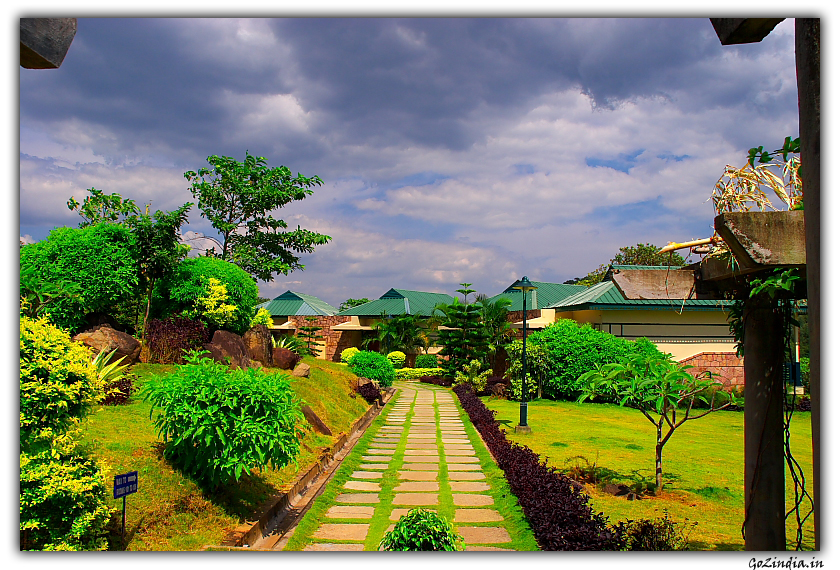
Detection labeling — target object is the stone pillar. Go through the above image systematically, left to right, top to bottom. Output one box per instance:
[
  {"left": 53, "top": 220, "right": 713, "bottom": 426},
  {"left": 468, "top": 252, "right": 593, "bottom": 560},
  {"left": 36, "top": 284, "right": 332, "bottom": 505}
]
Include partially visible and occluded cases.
[
  {"left": 796, "top": 17, "right": 820, "bottom": 550},
  {"left": 743, "top": 293, "right": 786, "bottom": 550}
]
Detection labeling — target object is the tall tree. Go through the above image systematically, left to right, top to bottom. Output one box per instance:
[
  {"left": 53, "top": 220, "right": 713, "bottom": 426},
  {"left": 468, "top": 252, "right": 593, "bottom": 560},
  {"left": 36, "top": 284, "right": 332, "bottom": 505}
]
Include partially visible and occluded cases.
[
  {"left": 184, "top": 152, "right": 331, "bottom": 282},
  {"left": 566, "top": 243, "right": 686, "bottom": 287},
  {"left": 437, "top": 284, "right": 491, "bottom": 378}
]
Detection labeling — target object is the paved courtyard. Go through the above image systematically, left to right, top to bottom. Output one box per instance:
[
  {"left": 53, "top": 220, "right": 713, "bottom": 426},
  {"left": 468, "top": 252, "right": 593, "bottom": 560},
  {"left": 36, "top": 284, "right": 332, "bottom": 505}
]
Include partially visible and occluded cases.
[{"left": 292, "top": 382, "right": 518, "bottom": 551}]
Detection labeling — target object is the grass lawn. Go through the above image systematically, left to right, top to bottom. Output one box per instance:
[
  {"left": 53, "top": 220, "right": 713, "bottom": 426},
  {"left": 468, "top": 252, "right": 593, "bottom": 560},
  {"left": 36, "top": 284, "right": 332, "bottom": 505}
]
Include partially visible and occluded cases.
[
  {"left": 78, "top": 357, "right": 369, "bottom": 550},
  {"left": 482, "top": 396, "right": 815, "bottom": 551}
]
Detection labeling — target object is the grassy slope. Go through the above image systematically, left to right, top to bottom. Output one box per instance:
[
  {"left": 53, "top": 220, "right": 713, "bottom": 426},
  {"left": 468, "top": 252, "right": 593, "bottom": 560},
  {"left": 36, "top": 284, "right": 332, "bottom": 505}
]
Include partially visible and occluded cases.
[
  {"left": 78, "top": 357, "right": 368, "bottom": 551},
  {"left": 481, "top": 397, "right": 814, "bottom": 550}
]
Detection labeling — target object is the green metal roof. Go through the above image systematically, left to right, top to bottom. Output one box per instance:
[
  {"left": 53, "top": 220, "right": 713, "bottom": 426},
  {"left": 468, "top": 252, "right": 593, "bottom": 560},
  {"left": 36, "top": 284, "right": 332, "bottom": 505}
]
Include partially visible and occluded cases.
[
  {"left": 488, "top": 281, "right": 589, "bottom": 311},
  {"left": 548, "top": 282, "right": 733, "bottom": 311},
  {"left": 338, "top": 288, "right": 454, "bottom": 317},
  {"left": 257, "top": 291, "right": 339, "bottom": 316}
]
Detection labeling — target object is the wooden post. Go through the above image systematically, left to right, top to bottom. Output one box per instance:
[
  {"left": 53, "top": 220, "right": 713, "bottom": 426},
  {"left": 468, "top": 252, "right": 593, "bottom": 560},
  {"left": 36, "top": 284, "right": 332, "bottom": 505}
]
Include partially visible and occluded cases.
[
  {"left": 795, "top": 18, "right": 820, "bottom": 550},
  {"left": 743, "top": 293, "right": 786, "bottom": 550}
]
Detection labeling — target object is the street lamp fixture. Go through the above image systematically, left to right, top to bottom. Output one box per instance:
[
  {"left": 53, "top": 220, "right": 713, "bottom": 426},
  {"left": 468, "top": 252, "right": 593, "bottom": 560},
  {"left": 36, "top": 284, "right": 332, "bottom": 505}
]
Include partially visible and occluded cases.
[{"left": 510, "top": 276, "right": 536, "bottom": 434}]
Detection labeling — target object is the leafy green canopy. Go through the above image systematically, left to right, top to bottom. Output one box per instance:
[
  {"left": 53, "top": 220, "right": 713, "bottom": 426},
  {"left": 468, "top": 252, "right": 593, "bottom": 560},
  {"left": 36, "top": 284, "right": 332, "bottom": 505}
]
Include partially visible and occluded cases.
[
  {"left": 185, "top": 152, "right": 331, "bottom": 282},
  {"left": 19, "top": 224, "right": 139, "bottom": 332},
  {"left": 154, "top": 256, "right": 259, "bottom": 335},
  {"left": 436, "top": 284, "right": 491, "bottom": 378},
  {"left": 339, "top": 297, "right": 370, "bottom": 312},
  {"left": 525, "top": 319, "right": 663, "bottom": 400},
  {"left": 348, "top": 350, "right": 396, "bottom": 388},
  {"left": 143, "top": 353, "right": 305, "bottom": 488},
  {"left": 380, "top": 508, "right": 464, "bottom": 551}
]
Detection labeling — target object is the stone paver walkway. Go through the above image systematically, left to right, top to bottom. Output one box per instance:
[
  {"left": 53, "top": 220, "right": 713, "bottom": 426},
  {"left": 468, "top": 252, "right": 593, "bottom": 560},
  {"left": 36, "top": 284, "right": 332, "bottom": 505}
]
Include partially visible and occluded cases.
[{"left": 298, "top": 382, "right": 516, "bottom": 551}]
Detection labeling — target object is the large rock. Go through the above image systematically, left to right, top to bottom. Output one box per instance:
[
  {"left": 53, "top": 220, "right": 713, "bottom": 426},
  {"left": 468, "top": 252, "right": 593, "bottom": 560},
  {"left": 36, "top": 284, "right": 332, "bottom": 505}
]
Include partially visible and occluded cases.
[
  {"left": 243, "top": 325, "right": 273, "bottom": 368},
  {"left": 73, "top": 326, "right": 141, "bottom": 365},
  {"left": 203, "top": 330, "right": 251, "bottom": 370},
  {"left": 273, "top": 347, "right": 300, "bottom": 371},
  {"left": 292, "top": 362, "right": 311, "bottom": 378}
]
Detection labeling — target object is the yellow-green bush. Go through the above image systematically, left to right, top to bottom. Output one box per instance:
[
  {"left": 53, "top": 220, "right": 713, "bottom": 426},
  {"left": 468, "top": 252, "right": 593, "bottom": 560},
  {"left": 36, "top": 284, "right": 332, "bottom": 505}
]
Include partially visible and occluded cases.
[
  {"left": 340, "top": 347, "right": 360, "bottom": 364},
  {"left": 387, "top": 350, "right": 406, "bottom": 369},
  {"left": 395, "top": 367, "right": 445, "bottom": 381}
]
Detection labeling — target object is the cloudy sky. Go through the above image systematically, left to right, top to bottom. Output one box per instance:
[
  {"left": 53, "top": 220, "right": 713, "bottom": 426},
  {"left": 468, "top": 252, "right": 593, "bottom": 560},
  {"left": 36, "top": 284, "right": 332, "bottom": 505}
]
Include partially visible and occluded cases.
[{"left": 19, "top": 17, "right": 802, "bottom": 308}]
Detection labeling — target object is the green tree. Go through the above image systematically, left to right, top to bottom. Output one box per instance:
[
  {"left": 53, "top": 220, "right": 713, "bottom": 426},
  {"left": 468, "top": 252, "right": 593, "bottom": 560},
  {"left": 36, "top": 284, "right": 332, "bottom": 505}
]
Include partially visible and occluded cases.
[
  {"left": 184, "top": 152, "right": 331, "bottom": 282},
  {"left": 67, "top": 187, "right": 140, "bottom": 227},
  {"left": 126, "top": 203, "right": 192, "bottom": 338},
  {"left": 19, "top": 224, "right": 139, "bottom": 332},
  {"left": 566, "top": 243, "right": 686, "bottom": 287},
  {"left": 436, "top": 284, "right": 491, "bottom": 378},
  {"left": 476, "top": 294, "right": 513, "bottom": 355},
  {"left": 339, "top": 298, "right": 371, "bottom": 312},
  {"left": 363, "top": 312, "right": 425, "bottom": 355},
  {"left": 297, "top": 316, "right": 324, "bottom": 357},
  {"left": 577, "top": 354, "right": 731, "bottom": 494}
]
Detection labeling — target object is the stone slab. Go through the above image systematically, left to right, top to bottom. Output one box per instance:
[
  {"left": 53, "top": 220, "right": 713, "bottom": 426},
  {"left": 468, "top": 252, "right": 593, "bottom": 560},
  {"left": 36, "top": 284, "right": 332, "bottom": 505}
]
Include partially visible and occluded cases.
[
  {"left": 441, "top": 438, "right": 470, "bottom": 444},
  {"left": 370, "top": 444, "right": 397, "bottom": 450},
  {"left": 405, "top": 444, "right": 438, "bottom": 450},
  {"left": 443, "top": 444, "right": 474, "bottom": 451},
  {"left": 443, "top": 449, "right": 474, "bottom": 456},
  {"left": 362, "top": 455, "right": 393, "bottom": 461},
  {"left": 445, "top": 455, "right": 479, "bottom": 463},
  {"left": 402, "top": 462, "right": 439, "bottom": 471},
  {"left": 359, "top": 463, "right": 388, "bottom": 470},
  {"left": 446, "top": 463, "right": 482, "bottom": 471},
  {"left": 351, "top": 471, "right": 383, "bottom": 479},
  {"left": 398, "top": 471, "right": 437, "bottom": 481},
  {"left": 449, "top": 472, "right": 486, "bottom": 481},
  {"left": 344, "top": 480, "right": 380, "bottom": 491},
  {"left": 394, "top": 481, "right": 439, "bottom": 492},
  {"left": 450, "top": 482, "right": 491, "bottom": 492},
  {"left": 335, "top": 493, "right": 380, "bottom": 504},
  {"left": 392, "top": 493, "right": 439, "bottom": 506},
  {"left": 453, "top": 494, "right": 493, "bottom": 506},
  {"left": 326, "top": 506, "right": 375, "bottom": 519},
  {"left": 454, "top": 509, "right": 504, "bottom": 523},
  {"left": 313, "top": 523, "right": 370, "bottom": 541},
  {"left": 457, "top": 526, "right": 511, "bottom": 544},
  {"left": 303, "top": 543, "right": 366, "bottom": 551},
  {"left": 464, "top": 546, "right": 515, "bottom": 551}
]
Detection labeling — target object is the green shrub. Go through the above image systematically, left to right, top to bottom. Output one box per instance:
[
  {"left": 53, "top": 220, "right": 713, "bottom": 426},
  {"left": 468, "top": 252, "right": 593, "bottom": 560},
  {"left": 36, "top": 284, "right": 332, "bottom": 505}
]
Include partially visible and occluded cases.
[
  {"left": 19, "top": 224, "right": 139, "bottom": 332},
  {"left": 154, "top": 256, "right": 258, "bottom": 335},
  {"left": 250, "top": 307, "right": 273, "bottom": 328},
  {"left": 19, "top": 316, "right": 111, "bottom": 551},
  {"left": 20, "top": 316, "right": 102, "bottom": 448},
  {"left": 528, "top": 320, "right": 663, "bottom": 400},
  {"left": 505, "top": 341, "right": 551, "bottom": 399},
  {"left": 340, "top": 347, "right": 360, "bottom": 363},
  {"left": 348, "top": 350, "right": 396, "bottom": 388},
  {"left": 387, "top": 350, "right": 406, "bottom": 369},
  {"left": 143, "top": 353, "right": 305, "bottom": 487},
  {"left": 415, "top": 354, "right": 438, "bottom": 368},
  {"left": 800, "top": 357, "right": 810, "bottom": 394},
  {"left": 454, "top": 359, "right": 491, "bottom": 392},
  {"left": 395, "top": 367, "right": 446, "bottom": 381},
  {"left": 508, "top": 371, "right": 539, "bottom": 401},
  {"left": 20, "top": 447, "right": 111, "bottom": 551},
  {"left": 379, "top": 508, "right": 463, "bottom": 551},
  {"left": 616, "top": 511, "right": 695, "bottom": 551}
]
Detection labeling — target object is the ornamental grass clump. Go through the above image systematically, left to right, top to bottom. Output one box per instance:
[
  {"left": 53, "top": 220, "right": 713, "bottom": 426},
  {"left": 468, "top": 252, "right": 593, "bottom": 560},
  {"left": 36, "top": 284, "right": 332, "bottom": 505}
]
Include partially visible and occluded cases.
[
  {"left": 143, "top": 352, "right": 305, "bottom": 488},
  {"left": 380, "top": 508, "right": 464, "bottom": 551}
]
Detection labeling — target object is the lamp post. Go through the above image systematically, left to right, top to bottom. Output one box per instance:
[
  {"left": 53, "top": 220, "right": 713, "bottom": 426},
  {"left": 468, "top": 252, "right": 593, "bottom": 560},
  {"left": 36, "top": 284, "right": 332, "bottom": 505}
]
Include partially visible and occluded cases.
[{"left": 511, "top": 276, "right": 536, "bottom": 434}]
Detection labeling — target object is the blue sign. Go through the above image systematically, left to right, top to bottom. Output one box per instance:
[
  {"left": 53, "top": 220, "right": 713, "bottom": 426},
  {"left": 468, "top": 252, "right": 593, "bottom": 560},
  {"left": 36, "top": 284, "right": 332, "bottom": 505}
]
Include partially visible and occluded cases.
[{"left": 113, "top": 471, "right": 138, "bottom": 499}]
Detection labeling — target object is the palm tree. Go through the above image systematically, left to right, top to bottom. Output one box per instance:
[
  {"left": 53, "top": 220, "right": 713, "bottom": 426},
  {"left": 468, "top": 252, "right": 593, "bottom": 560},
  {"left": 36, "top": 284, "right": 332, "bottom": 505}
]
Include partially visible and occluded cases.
[
  {"left": 477, "top": 294, "right": 514, "bottom": 351},
  {"left": 363, "top": 312, "right": 425, "bottom": 355}
]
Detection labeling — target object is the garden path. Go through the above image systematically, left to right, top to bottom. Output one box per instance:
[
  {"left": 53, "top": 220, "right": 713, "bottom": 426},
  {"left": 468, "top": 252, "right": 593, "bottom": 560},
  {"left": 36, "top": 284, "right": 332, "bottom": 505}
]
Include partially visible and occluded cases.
[{"left": 294, "top": 382, "right": 516, "bottom": 551}]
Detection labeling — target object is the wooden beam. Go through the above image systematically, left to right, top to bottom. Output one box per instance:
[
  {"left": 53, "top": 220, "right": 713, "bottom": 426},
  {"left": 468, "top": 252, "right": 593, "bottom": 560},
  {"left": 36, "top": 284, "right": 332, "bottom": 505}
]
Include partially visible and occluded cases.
[
  {"left": 20, "top": 18, "right": 77, "bottom": 69},
  {"left": 709, "top": 18, "right": 785, "bottom": 45}
]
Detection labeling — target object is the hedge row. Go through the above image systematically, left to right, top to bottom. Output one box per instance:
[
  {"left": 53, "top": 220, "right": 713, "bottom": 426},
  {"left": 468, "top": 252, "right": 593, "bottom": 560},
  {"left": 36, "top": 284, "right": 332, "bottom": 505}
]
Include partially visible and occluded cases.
[
  {"left": 395, "top": 367, "right": 446, "bottom": 381},
  {"left": 453, "top": 384, "right": 621, "bottom": 550}
]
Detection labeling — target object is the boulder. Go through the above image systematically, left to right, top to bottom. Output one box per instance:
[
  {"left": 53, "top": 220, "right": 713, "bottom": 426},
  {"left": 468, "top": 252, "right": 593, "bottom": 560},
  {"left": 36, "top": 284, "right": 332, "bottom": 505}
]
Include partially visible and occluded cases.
[
  {"left": 243, "top": 325, "right": 273, "bottom": 368},
  {"left": 73, "top": 326, "right": 141, "bottom": 365},
  {"left": 203, "top": 330, "right": 251, "bottom": 369},
  {"left": 273, "top": 347, "right": 301, "bottom": 370},
  {"left": 292, "top": 362, "right": 311, "bottom": 378}
]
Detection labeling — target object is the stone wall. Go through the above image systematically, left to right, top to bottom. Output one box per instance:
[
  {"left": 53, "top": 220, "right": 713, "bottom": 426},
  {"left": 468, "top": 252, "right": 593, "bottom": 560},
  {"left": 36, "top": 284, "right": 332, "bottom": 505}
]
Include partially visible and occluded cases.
[
  {"left": 282, "top": 316, "right": 353, "bottom": 362},
  {"left": 678, "top": 351, "right": 745, "bottom": 388}
]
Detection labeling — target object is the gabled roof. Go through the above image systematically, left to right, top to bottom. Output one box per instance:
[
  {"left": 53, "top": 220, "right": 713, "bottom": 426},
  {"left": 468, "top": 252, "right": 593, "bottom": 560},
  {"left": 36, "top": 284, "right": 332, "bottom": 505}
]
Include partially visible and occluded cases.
[
  {"left": 488, "top": 281, "right": 588, "bottom": 311},
  {"left": 548, "top": 281, "right": 732, "bottom": 311},
  {"left": 338, "top": 288, "right": 454, "bottom": 317},
  {"left": 258, "top": 291, "right": 339, "bottom": 316}
]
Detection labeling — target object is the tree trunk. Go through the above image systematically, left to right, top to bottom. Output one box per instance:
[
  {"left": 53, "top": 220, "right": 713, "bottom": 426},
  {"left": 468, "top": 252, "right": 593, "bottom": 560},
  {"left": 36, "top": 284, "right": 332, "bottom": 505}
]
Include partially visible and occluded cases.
[
  {"left": 141, "top": 279, "right": 155, "bottom": 342},
  {"left": 655, "top": 423, "right": 664, "bottom": 494}
]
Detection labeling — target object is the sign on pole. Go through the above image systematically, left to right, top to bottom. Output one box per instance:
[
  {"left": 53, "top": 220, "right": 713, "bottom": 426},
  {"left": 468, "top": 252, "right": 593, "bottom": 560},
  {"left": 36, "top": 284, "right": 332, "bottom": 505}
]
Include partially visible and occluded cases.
[{"left": 113, "top": 471, "right": 138, "bottom": 499}]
